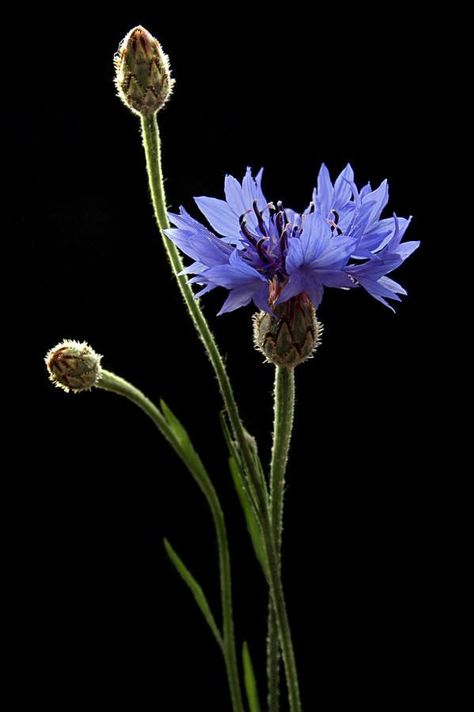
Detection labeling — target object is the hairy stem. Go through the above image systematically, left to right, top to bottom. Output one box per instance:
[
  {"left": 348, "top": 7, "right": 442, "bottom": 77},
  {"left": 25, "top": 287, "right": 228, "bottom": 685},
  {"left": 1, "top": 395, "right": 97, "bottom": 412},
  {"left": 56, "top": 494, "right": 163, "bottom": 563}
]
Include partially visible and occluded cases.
[
  {"left": 140, "top": 113, "right": 266, "bottom": 513},
  {"left": 267, "top": 366, "right": 296, "bottom": 711},
  {"left": 270, "top": 367, "right": 296, "bottom": 555},
  {"left": 262, "top": 513, "right": 302, "bottom": 712},
  {"left": 267, "top": 604, "right": 280, "bottom": 712}
]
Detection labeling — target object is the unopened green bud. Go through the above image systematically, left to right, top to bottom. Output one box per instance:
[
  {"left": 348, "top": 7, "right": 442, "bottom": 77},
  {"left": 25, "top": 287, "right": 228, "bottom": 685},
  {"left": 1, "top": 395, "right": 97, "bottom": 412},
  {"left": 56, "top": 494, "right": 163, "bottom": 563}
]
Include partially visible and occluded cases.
[
  {"left": 114, "top": 26, "right": 174, "bottom": 117},
  {"left": 253, "top": 294, "right": 322, "bottom": 368},
  {"left": 45, "top": 340, "right": 102, "bottom": 393}
]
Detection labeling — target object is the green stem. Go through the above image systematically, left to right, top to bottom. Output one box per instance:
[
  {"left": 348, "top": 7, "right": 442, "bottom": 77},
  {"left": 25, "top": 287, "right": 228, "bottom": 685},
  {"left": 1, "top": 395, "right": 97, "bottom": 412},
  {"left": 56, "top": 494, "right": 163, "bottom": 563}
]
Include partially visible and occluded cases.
[
  {"left": 140, "top": 114, "right": 264, "bottom": 511},
  {"left": 267, "top": 366, "right": 296, "bottom": 712},
  {"left": 270, "top": 366, "right": 295, "bottom": 553},
  {"left": 97, "top": 370, "right": 245, "bottom": 712},
  {"left": 262, "top": 515, "right": 302, "bottom": 712},
  {"left": 267, "top": 604, "right": 280, "bottom": 712}
]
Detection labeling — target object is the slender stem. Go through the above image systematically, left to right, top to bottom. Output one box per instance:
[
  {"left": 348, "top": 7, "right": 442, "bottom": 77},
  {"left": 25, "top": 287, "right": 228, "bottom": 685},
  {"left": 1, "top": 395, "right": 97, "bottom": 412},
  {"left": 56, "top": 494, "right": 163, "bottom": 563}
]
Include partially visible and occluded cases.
[
  {"left": 139, "top": 114, "right": 301, "bottom": 710},
  {"left": 140, "top": 114, "right": 264, "bottom": 511},
  {"left": 267, "top": 366, "right": 296, "bottom": 712},
  {"left": 271, "top": 366, "right": 295, "bottom": 553},
  {"left": 98, "top": 369, "right": 175, "bottom": 448},
  {"left": 97, "top": 370, "right": 245, "bottom": 712},
  {"left": 261, "top": 513, "right": 302, "bottom": 712},
  {"left": 267, "top": 604, "right": 280, "bottom": 712}
]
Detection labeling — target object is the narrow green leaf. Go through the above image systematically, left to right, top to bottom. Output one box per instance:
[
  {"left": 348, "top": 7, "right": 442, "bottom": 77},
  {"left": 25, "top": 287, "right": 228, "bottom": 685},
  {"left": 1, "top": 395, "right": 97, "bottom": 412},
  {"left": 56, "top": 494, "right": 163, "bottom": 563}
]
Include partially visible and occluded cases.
[
  {"left": 160, "top": 398, "right": 192, "bottom": 449},
  {"left": 159, "top": 399, "right": 211, "bottom": 492},
  {"left": 219, "top": 410, "right": 242, "bottom": 467},
  {"left": 220, "top": 411, "right": 266, "bottom": 492},
  {"left": 221, "top": 411, "right": 267, "bottom": 574},
  {"left": 243, "top": 426, "right": 267, "bottom": 485},
  {"left": 229, "top": 455, "right": 268, "bottom": 577},
  {"left": 164, "top": 538, "right": 223, "bottom": 652},
  {"left": 242, "top": 641, "right": 261, "bottom": 712}
]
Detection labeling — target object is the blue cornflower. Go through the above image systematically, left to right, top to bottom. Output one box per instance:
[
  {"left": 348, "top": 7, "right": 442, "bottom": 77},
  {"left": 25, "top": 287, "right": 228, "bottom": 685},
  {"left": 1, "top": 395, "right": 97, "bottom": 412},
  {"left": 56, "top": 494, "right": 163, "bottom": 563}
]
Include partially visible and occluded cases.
[{"left": 165, "top": 165, "right": 419, "bottom": 315}]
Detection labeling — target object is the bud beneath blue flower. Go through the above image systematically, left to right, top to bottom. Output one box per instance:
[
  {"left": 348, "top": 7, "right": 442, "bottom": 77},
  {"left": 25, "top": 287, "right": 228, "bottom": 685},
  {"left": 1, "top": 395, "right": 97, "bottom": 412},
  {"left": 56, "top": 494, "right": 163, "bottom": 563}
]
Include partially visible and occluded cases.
[
  {"left": 114, "top": 26, "right": 174, "bottom": 116},
  {"left": 253, "top": 294, "right": 322, "bottom": 368},
  {"left": 45, "top": 340, "right": 102, "bottom": 393}
]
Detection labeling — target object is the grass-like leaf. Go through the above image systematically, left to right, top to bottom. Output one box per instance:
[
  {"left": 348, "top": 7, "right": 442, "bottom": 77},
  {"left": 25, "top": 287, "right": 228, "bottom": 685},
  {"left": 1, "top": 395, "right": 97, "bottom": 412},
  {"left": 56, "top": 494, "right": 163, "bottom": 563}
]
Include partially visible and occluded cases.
[
  {"left": 220, "top": 412, "right": 268, "bottom": 577},
  {"left": 164, "top": 538, "right": 223, "bottom": 652},
  {"left": 242, "top": 641, "right": 261, "bottom": 712}
]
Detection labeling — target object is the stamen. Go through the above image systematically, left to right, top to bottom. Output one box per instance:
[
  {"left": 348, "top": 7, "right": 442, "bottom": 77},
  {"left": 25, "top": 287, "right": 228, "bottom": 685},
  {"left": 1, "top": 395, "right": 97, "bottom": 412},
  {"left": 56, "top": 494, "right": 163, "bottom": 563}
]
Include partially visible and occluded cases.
[
  {"left": 253, "top": 200, "right": 268, "bottom": 237},
  {"left": 275, "top": 200, "right": 289, "bottom": 228},
  {"left": 327, "top": 209, "right": 343, "bottom": 235},
  {"left": 276, "top": 210, "right": 284, "bottom": 236},
  {"left": 239, "top": 216, "right": 259, "bottom": 246},
  {"left": 327, "top": 220, "right": 343, "bottom": 235},
  {"left": 279, "top": 224, "right": 290, "bottom": 253},
  {"left": 256, "top": 237, "right": 270, "bottom": 262}
]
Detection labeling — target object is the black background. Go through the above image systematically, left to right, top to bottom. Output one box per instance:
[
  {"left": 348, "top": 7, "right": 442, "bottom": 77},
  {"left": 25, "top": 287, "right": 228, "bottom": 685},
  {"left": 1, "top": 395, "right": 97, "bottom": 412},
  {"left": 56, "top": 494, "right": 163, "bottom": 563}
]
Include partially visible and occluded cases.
[{"left": 2, "top": 6, "right": 449, "bottom": 711}]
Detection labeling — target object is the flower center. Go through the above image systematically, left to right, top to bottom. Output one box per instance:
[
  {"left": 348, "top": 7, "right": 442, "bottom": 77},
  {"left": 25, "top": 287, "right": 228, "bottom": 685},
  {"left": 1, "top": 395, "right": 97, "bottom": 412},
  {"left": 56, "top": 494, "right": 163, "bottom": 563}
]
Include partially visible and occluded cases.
[{"left": 239, "top": 200, "right": 294, "bottom": 277}]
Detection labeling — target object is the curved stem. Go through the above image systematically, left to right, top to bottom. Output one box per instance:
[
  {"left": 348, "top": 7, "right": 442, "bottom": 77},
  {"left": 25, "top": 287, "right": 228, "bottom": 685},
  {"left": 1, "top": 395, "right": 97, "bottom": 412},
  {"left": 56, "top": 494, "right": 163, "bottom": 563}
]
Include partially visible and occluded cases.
[
  {"left": 140, "top": 115, "right": 265, "bottom": 512},
  {"left": 267, "top": 366, "right": 296, "bottom": 711},
  {"left": 97, "top": 369, "right": 175, "bottom": 448},
  {"left": 97, "top": 370, "right": 245, "bottom": 712}
]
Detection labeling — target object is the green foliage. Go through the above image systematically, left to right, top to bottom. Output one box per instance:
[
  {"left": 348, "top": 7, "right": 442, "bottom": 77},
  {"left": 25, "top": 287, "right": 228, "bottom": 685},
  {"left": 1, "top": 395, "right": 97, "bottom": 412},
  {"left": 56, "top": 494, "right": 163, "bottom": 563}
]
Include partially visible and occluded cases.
[{"left": 164, "top": 538, "right": 223, "bottom": 652}]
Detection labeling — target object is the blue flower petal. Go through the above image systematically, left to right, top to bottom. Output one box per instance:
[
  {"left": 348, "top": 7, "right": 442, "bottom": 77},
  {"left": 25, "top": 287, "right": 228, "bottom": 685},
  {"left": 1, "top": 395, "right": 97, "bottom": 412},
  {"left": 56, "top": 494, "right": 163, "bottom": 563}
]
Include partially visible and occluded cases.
[
  {"left": 313, "top": 163, "right": 333, "bottom": 217},
  {"left": 333, "top": 164, "right": 354, "bottom": 209},
  {"left": 242, "top": 166, "right": 267, "bottom": 209},
  {"left": 224, "top": 174, "right": 247, "bottom": 215},
  {"left": 361, "top": 179, "right": 389, "bottom": 226},
  {"left": 194, "top": 196, "right": 241, "bottom": 241},
  {"left": 168, "top": 206, "right": 205, "bottom": 232},
  {"left": 299, "top": 213, "right": 332, "bottom": 260},
  {"left": 165, "top": 227, "right": 231, "bottom": 266},
  {"left": 315, "top": 236, "right": 357, "bottom": 268},
  {"left": 394, "top": 240, "right": 420, "bottom": 260},
  {"left": 205, "top": 250, "right": 267, "bottom": 290},
  {"left": 314, "top": 269, "right": 354, "bottom": 288},
  {"left": 279, "top": 272, "right": 305, "bottom": 303},
  {"left": 378, "top": 275, "right": 407, "bottom": 296},
  {"left": 355, "top": 276, "right": 403, "bottom": 311},
  {"left": 252, "top": 283, "right": 273, "bottom": 313},
  {"left": 305, "top": 283, "right": 325, "bottom": 310},
  {"left": 217, "top": 287, "right": 255, "bottom": 315}
]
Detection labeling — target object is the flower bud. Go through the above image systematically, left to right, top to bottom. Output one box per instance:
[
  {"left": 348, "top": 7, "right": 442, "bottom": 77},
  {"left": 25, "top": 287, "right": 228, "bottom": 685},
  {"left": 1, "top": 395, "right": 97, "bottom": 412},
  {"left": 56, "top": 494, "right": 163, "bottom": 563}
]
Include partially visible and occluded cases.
[
  {"left": 114, "top": 26, "right": 174, "bottom": 117},
  {"left": 253, "top": 294, "right": 322, "bottom": 368},
  {"left": 45, "top": 340, "right": 102, "bottom": 393}
]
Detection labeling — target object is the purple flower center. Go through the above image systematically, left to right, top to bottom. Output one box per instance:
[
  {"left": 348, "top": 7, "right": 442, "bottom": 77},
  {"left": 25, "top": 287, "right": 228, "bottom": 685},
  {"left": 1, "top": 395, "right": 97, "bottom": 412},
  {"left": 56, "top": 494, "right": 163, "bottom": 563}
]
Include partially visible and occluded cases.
[{"left": 239, "top": 200, "right": 297, "bottom": 284}]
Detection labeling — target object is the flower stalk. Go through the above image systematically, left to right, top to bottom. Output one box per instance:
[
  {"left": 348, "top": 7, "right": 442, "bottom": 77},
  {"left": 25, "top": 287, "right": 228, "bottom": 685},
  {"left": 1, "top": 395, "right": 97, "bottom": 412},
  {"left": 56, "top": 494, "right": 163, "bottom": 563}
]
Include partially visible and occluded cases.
[
  {"left": 140, "top": 110, "right": 301, "bottom": 712},
  {"left": 140, "top": 113, "right": 267, "bottom": 511},
  {"left": 267, "top": 365, "right": 296, "bottom": 711},
  {"left": 267, "top": 366, "right": 295, "bottom": 712},
  {"left": 270, "top": 366, "right": 296, "bottom": 556},
  {"left": 261, "top": 513, "right": 302, "bottom": 712}
]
